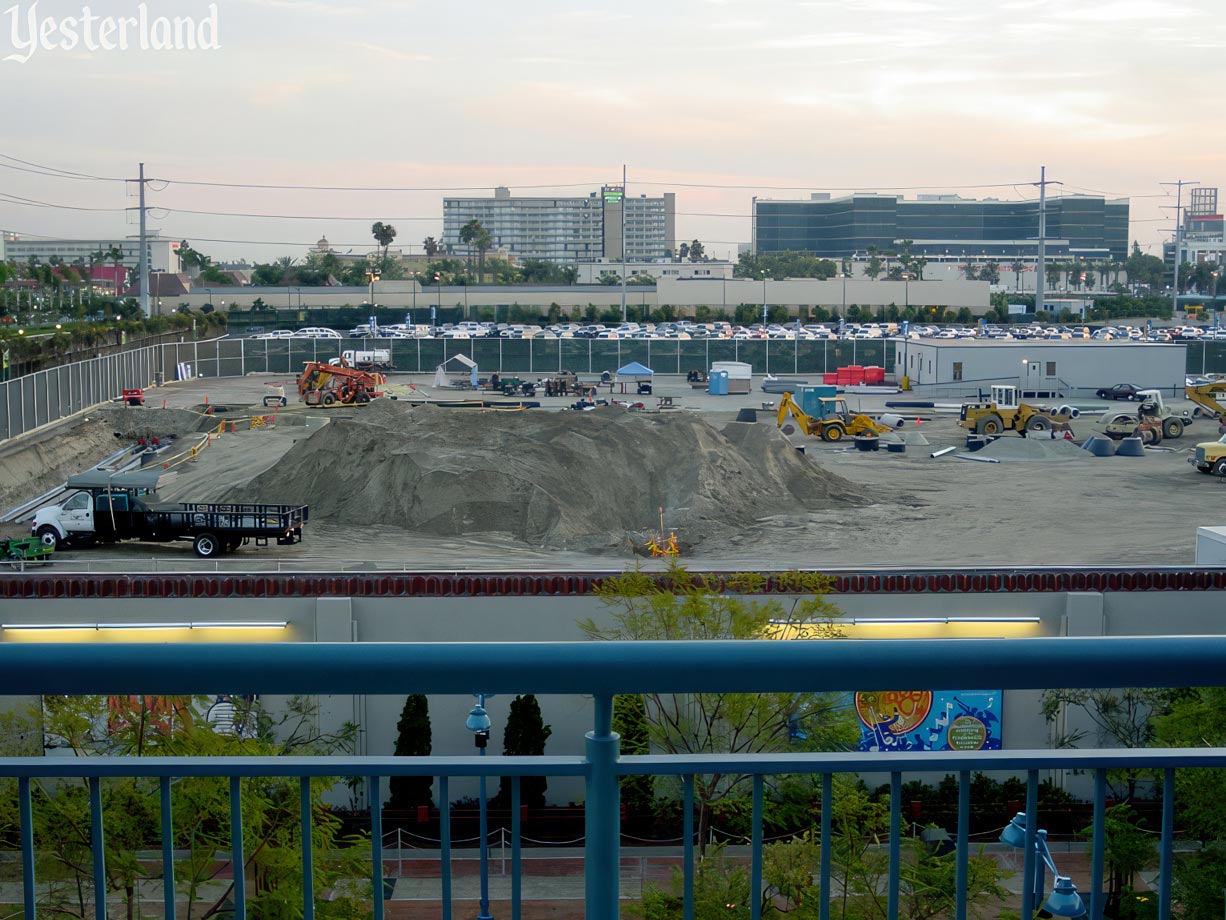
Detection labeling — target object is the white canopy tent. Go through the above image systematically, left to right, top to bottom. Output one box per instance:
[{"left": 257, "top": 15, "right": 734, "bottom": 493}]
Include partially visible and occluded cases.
[{"left": 433, "top": 354, "right": 478, "bottom": 389}]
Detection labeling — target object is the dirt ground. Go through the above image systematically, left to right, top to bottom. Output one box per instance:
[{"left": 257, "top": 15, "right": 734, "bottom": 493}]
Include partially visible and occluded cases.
[{"left": 5, "top": 373, "right": 1223, "bottom": 570}]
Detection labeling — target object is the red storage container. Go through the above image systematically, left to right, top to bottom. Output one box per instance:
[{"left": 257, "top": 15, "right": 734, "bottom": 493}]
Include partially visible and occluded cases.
[
  {"left": 847, "top": 365, "right": 865, "bottom": 385},
  {"left": 866, "top": 366, "right": 885, "bottom": 384},
  {"left": 823, "top": 373, "right": 838, "bottom": 384}
]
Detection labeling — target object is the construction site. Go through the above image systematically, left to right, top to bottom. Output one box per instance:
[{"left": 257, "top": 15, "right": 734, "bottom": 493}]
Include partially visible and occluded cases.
[{"left": 4, "top": 357, "right": 1226, "bottom": 570}]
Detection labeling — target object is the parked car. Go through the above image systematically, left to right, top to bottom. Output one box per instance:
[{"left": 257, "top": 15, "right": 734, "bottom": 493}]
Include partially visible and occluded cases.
[{"left": 1096, "top": 383, "right": 1143, "bottom": 401}]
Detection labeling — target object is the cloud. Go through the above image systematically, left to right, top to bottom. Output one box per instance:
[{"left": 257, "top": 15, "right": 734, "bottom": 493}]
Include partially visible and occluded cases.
[
  {"left": 245, "top": 0, "right": 364, "bottom": 16},
  {"left": 1048, "top": 0, "right": 1194, "bottom": 20},
  {"left": 555, "top": 9, "right": 630, "bottom": 22},
  {"left": 701, "top": 18, "right": 768, "bottom": 30},
  {"left": 759, "top": 29, "right": 944, "bottom": 49},
  {"left": 346, "top": 41, "right": 431, "bottom": 63}
]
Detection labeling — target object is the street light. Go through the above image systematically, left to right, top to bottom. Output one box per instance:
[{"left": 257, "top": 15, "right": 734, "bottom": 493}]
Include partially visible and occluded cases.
[
  {"left": 366, "top": 268, "right": 381, "bottom": 310},
  {"left": 465, "top": 696, "right": 494, "bottom": 920},
  {"left": 1000, "top": 812, "right": 1087, "bottom": 918}
]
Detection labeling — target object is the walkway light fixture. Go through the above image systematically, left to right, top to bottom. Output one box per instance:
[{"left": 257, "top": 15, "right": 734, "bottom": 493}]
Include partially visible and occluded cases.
[
  {"left": 466, "top": 695, "right": 494, "bottom": 920},
  {"left": 1001, "top": 812, "right": 1087, "bottom": 918}
]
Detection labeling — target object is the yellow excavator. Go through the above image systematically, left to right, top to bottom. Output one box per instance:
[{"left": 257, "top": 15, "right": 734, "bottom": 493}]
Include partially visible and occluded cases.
[
  {"left": 1185, "top": 381, "right": 1226, "bottom": 431},
  {"left": 776, "top": 391, "right": 892, "bottom": 442}
]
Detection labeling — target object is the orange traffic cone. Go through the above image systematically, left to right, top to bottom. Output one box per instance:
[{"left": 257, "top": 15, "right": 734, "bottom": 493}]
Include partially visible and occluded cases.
[{"left": 916, "top": 417, "right": 923, "bottom": 425}]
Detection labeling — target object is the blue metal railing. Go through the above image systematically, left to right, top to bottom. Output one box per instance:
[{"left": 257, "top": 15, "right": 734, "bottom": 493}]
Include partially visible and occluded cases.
[{"left": 3, "top": 636, "right": 1226, "bottom": 920}]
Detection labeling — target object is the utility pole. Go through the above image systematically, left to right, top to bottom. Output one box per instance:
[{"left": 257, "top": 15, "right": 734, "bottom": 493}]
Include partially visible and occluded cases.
[
  {"left": 129, "top": 162, "right": 152, "bottom": 318},
  {"left": 620, "top": 164, "right": 627, "bottom": 323},
  {"left": 1032, "top": 166, "right": 1060, "bottom": 318},
  {"left": 1162, "top": 179, "right": 1199, "bottom": 317}
]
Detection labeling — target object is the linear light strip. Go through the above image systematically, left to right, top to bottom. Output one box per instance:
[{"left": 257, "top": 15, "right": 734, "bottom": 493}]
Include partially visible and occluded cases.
[
  {"left": 769, "top": 617, "right": 1042, "bottom": 626},
  {"left": 1, "top": 622, "right": 289, "bottom": 631}
]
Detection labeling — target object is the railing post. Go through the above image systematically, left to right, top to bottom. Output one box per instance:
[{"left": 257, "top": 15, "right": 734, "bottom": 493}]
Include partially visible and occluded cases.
[
  {"left": 585, "top": 692, "right": 620, "bottom": 920},
  {"left": 1160, "top": 768, "right": 1174, "bottom": 920},
  {"left": 1091, "top": 769, "right": 1106, "bottom": 920},
  {"left": 956, "top": 770, "right": 969, "bottom": 920},
  {"left": 1020, "top": 771, "right": 1038, "bottom": 920},
  {"left": 90, "top": 775, "right": 106, "bottom": 920},
  {"left": 20, "top": 777, "right": 34, "bottom": 920},
  {"left": 161, "top": 777, "right": 176, "bottom": 920}
]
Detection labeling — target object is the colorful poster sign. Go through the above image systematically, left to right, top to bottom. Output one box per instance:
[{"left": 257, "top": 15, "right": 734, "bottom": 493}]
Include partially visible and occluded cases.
[{"left": 854, "top": 690, "right": 1001, "bottom": 752}]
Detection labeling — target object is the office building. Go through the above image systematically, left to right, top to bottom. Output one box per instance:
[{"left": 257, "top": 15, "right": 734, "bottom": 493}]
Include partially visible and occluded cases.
[
  {"left": 442, "top": 186, "right": 675, "bottom": 264},
  {"left": 1166, "top": 187, "right": 1226, "bottom": 267},
  {"left": 753, "top": 193, "right": 1129, "bottom": 262},
  {"left": 1, "top": 232, "right": 180, "bottom": 273}
]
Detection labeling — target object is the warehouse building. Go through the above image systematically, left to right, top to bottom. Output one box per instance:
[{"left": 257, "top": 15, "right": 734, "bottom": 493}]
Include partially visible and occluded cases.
[{"left": 895, "top": 339, "right": 1187, "bottom": 397}]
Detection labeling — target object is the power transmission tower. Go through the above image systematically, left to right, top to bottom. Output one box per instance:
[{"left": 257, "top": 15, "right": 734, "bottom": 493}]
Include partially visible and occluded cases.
[
  {"left": 127, "top": 163, "right": 152, "bottom": 318},
  {"left": 1031, "top": 167, "right": 1062, "bottom": 317},
  {"left": 1161, "top": 179, "right": 1199, "bottom": 316}
]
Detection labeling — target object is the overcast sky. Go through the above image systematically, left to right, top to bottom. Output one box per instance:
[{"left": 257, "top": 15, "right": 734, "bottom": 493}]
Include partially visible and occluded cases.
[{"left": 2, "top": 0, "right": 1222, "bottom": 263}]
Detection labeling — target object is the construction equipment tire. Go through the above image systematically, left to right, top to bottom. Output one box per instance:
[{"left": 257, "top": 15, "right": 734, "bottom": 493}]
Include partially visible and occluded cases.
[
  {"left": 355, "top": 391, "right": 371, "bottom": 405},
  {"left": 322, "top": 392, "right": 337, "bottom": 407},
  {"left": 978, "top": 416, "right": 1004, "bottom": 435},
  {"left": 1026, "top": 416, "right": 1050, "bottom": 433},
  {"left": 1163, "top": 418, "right": 1184, "bottom": 439},
  {"left": 822, "top": 425, "right": 845, "bottom": 442},
  {"left": 1215, "top": 459, "right": 1226, "bottom": 477},
  {"left": 193, "top": 533, "right": 221, "bottom": 558}
]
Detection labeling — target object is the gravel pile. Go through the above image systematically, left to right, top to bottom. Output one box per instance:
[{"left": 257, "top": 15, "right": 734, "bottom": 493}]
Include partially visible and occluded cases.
[
  {"left": 231, "top": 402, "right": 868, "bottom": 549},
  {"left": 100, "top": 406, "right": 216, "bottom": 439},
  {"left": 977, "top": 436, "right": 1090, "bottom": 462}
]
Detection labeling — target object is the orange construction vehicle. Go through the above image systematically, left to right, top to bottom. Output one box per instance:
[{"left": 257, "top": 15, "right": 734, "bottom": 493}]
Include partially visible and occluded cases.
[{"left": 296, "top": 362, "right": 385, "bottom": 407}]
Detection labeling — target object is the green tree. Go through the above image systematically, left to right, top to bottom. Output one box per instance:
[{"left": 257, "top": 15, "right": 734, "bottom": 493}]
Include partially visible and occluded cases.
[
  {"left": 422, "top": 235, "right": 440, "bottom": 258},
  {"left": 688, "top": 240, "right": 706, "bottom": 262},
  {"left": 678, "top": 242, "right": 690, "bottom": 261},
  {"left": 1125, "top": 242, "right": 1166, "bottom": 290},
  {"left": 863, "top": 247, "right": 884, "bottom": 280},
  {"left": 581, "top": 563, "right": 856, "bottom": 850},
  {"left": 1041, "top": 687, "right": 1176, "bottom": 798},
  {"left": 388, "top": 694, "right": 433, "bottom": 811},
  {"left": 497, "top": 694, "right": 552, "bottom": 809},
  {"left": 614, "top": 694, "right": 654, "bottom": 814},
  {"left": 20, "top": 695, "right": 370, "bottom": 920},
  {"left": 1081, "top": 804, "right": 1156, "bottom": 918}
]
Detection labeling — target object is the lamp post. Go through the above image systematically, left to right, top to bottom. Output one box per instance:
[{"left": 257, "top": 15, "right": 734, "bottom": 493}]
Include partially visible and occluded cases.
[
  {"left": 434, "top": 273, "right": 442, "bottom": 329},
  {"left": 762, "top": 277, "right": 769, "bottom": 327},
  {"left": 466, "top": 697, "right": 494, "bottom": 920},
  {"left": 1001, "top": 812, "right": 1087, "bottom": 919}
]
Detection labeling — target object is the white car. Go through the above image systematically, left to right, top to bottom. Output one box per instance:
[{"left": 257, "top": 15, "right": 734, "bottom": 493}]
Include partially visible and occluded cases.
[
  {"left": 294, "top": 327, "right": 342, "bottom": 339},
  {"left": 253, "top": 329, "right": 294, "bottom": 340}
]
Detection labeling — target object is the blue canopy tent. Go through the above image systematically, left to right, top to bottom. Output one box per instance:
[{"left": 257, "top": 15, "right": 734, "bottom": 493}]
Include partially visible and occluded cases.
[{"left": 616, "top": 361, "right": 654, "bottom": 395}]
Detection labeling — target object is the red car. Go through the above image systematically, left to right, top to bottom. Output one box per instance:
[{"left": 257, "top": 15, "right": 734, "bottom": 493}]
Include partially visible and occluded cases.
[{"left": 1095, "top": 383, "right": 1142, "bottom": 401}]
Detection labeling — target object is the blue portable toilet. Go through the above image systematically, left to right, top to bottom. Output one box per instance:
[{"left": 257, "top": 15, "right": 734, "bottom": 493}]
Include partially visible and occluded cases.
[
  {"left": 708, "top": 370, "right": 730, "bottom": 396},
  {"left": 798, "top": 384, "right": 837, "bottom": 417}
]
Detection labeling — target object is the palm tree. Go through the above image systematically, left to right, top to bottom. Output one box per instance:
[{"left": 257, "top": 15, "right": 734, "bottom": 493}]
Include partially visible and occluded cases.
[
  {"left": 458, "top": 220, "right": 492, "bottom": 283},
  {"left": 371, "top": 222, "right": 397, "bottom": 270},
  {"left": 422, "top": 236, "right": 439, "bottom": 258},
  {"left": 105, "top": 245, "right": 124, "bottom": 299}
]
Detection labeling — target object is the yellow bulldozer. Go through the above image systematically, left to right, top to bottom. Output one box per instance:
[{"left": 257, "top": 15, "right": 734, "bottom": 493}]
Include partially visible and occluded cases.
[{"left": 776, "top": 391, "right": 892, "bottom": 442}]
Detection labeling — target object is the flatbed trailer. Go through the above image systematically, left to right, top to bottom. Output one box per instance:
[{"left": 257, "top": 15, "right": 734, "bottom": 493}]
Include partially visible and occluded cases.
[{"left": 31, "top": 471, "right": 307, "bottom": 558}]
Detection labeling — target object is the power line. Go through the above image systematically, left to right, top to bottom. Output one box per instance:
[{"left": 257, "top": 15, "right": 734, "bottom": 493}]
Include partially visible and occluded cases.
[
  {"left": 0, "top": 154, "right": 126, "bottom": 182},
  {"left": 156, "top": 178, "right": 611, "bottom": 192},
  {"left": 0, "top": 192, "right": 126, "bottom": 212}
]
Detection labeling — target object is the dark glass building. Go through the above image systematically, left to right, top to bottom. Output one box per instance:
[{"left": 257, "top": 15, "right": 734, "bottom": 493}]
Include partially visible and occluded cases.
[{"left": 753, "top": 193, "right": 1129, "bottom": 261}]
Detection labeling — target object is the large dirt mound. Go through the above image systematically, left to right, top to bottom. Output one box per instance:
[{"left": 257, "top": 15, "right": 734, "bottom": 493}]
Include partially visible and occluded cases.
[
  {"left": 230, "top": 401, "right": 868, "bottom": 549},
  {"left": 100, "top": 405, "right": 216, "bottom": 439}
]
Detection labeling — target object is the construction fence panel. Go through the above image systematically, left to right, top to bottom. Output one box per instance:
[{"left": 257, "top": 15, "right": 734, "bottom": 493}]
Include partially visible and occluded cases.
[
  {"left": 216, "top": 339, "right": 246, "bottom": 379},
  {"left": 530, "top": 339, "right": 560, "bottom": 375},
  {"left": 500, "top": 340, "right": 532, "bottom": 375},
  {"left": 618, "top": 341, "right": 650, "bottom": 373},
  {"left": 0, "top": 344, "right": 161, "bottom": 442}
]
